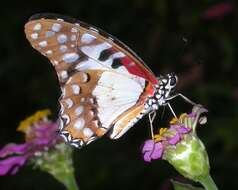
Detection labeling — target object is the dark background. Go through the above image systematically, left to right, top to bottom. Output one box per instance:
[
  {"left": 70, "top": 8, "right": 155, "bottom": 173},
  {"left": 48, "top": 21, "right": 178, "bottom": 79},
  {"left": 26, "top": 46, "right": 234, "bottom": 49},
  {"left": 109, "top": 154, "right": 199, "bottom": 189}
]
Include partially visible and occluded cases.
[{"left": 0, "top": 0, "right": 237, "bottom": 189}]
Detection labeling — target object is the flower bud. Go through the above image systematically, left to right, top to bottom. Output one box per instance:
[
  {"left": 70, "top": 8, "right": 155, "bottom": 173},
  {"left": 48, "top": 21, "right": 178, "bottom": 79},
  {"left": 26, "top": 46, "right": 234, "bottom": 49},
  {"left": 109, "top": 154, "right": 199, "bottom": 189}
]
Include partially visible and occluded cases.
[{"left": 163, "top": 135, "right": 210, "bottom": 181}]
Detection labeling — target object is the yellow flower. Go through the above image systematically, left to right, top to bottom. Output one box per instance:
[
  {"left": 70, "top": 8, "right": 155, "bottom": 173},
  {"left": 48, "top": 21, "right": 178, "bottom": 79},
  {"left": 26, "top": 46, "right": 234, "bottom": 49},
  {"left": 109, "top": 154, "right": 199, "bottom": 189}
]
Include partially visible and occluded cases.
[
  {"left": 17, "top": 109, "right": 51, "bottom": 133},
  {"left": 169, "top": 113, "right": 188, "bottom": 125},
  {"left": 169, "top": 117, "right": 178, "bottom": 125},
  {"left": 154, "top": 128, "right": 168, "bottom": 142}
]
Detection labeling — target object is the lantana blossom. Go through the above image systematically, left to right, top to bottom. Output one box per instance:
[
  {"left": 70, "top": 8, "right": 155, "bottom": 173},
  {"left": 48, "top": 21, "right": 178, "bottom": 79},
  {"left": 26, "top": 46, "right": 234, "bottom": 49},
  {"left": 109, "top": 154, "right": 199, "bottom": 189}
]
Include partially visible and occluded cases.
[
  {"left": 142, "top": 105, "right": 210, "bottom": 182},
  {"left": 142, "top": 106, "right": 207, "bottom": 162},
  {"left": 0, "top": 109, "right": 62, "bottom": 175}
]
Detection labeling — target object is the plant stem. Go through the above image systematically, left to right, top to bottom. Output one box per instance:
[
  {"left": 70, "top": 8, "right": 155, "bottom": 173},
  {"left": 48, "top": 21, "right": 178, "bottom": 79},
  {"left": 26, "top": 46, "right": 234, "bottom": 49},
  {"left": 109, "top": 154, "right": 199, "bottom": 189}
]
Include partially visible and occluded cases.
[
  {"left": 62, "top": 172, "right": 79, "bottom": 190},
  {"left": 198, "top": 175, "right": 218, "bottom": 190}
]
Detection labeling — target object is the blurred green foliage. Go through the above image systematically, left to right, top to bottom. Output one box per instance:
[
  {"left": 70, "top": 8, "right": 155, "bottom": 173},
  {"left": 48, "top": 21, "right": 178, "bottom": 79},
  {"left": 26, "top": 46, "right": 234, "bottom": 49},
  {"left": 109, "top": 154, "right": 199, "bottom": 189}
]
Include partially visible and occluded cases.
[{"left": 0, "top": 0, "right": 237, "bottom": 189}]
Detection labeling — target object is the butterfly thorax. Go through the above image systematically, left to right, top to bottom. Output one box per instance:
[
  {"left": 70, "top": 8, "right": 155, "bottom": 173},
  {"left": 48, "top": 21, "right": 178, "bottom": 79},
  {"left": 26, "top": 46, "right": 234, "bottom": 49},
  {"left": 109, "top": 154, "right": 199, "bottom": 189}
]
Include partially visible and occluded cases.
[{"left": 145, "top": 73, "right": 178, "bottom": 111}]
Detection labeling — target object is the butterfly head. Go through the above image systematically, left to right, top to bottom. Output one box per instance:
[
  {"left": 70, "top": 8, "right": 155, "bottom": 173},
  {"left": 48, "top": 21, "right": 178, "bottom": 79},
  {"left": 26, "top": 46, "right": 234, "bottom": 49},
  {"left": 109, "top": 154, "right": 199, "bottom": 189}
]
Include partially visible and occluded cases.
[
  {"left": 152, "top": 73, "right": 178, "bottom": 106},
  {"left": 163, "top": 73, "right": 178, "bottom": 91}
]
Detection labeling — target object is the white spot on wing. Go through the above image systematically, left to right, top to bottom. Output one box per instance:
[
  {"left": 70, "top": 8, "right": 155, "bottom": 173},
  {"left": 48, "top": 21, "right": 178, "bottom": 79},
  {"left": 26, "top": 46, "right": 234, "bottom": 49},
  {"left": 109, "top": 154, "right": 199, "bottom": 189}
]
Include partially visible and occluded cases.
[
  {"left": 33, "top": 23, "right": 42, "bottom": 31},
  {"left": 52, "top": 23, "right": 62, "bottom": 32},
  {"left": 71, "top": 27, "right": 78, "bottom": 33},
  {"left": 45, "top": 31, "right": 55, "bottom": 37},
  {"left": 31, "top": 33, "right": 38, "bottom": 40},
  {"left": 81, "top": 33, "right": 96, "bottom": 44},
  {"left": 57, "top": 34, "right": 67, "bottom": 44},
  {"left": 71, "top": 34, "right": 77, "bottom": 41},
  {"left": 39, "top": 41, "right": 47, "bottom": 48},
  {"left": 81, "top": 42, "right": 112, "bottom": 59},
  {"left": 59, "top": 45, "right": 67, "bottom": 52},
  {"left": 46, "top": 50, "right": 53, "bottom": 55},
  {"left": 102, "top": 52, "right": 126, "bottom": 67},
  {"left": 112, "top": 52, "right": 125, "bottom": 58},
  {"left": 62, "top": 53, "right": 79, "bottom": 63},
  {"left": 75, "top": 58, "right": 105, "bottom": 71},
  {"left": 52, "top": 60, "right": 59, "bottom": 66},
  {"left": 60, "top": 70, "right": 68, "bottom": 79},
  {"left": 71, "top": 84, "right": 80, "bottom": 94},
  {"left": 75, "top": 106, "right": 83, "bottom": 116},
  {"left": 89, "top": 110, "right": 94, "bottom": 117},
  {"left": 74, "top": 118, "right": 85, "bottom": 130},
  {"left": 83, "top": 128, "right": 94, "bottom": 137}
]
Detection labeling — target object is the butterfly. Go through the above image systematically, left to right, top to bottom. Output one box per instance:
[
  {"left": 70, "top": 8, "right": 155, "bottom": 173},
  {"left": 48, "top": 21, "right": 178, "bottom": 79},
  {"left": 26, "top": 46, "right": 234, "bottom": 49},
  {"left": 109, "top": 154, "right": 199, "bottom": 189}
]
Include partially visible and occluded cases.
[{"left": 24, "top": 13, "right": 189, "bottom": 148}]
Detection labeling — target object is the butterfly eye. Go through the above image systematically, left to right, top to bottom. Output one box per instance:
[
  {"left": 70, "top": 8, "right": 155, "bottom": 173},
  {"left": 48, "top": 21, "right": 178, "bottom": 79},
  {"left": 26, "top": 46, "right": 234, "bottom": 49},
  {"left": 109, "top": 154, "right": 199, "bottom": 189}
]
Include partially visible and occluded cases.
[{"left": 170, "top": 77, "right": 177, "bottom": 86}]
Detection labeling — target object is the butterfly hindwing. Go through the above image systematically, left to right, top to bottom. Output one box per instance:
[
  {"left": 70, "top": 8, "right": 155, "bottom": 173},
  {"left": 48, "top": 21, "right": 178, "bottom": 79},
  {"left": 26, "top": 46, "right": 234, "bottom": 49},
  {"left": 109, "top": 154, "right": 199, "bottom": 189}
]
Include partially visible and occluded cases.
[{"left": 25, "top": 13, "right": 158, "bottom": 147}]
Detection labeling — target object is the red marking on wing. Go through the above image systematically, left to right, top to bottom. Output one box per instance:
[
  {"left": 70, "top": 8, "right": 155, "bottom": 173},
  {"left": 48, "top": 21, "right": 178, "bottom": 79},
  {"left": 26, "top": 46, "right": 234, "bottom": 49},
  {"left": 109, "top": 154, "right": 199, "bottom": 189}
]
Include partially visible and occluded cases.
[
  {"left": 120, "top": 56, "right": 158, "bottom": 85},
  {"left": 145, "top": 83, "right": 155, "bottom": 96}
]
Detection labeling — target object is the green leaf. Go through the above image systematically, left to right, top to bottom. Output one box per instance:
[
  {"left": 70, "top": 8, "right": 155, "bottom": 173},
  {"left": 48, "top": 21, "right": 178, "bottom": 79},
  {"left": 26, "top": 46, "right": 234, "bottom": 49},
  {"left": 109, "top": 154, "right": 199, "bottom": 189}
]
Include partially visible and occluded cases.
[{"left": 171, "top": 180, "right": 204, "bottom": 190}]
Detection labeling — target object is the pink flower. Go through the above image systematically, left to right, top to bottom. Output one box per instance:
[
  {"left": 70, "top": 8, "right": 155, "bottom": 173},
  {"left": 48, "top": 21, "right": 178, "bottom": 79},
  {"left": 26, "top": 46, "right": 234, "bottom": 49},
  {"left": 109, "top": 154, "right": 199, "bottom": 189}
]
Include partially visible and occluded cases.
[
  {"left": 202, "top": 2, "right": 233, "bottom": 20},
  {"left": 141, "top": 105, "right": 207, "bottom": 162},
  {"left": 0, "top": 110, "right": 62, "bottom": 176},
  {"left": 142, "top": 140, "right": 163, "bottom": 162}
]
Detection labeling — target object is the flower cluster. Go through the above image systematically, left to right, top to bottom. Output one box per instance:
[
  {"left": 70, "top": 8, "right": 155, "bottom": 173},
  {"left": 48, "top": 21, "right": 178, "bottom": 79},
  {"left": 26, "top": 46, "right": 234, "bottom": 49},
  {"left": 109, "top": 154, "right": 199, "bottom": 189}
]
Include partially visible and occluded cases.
[
  {"left": 202, "top": 2, "right": 233, "bottom": 20},
  {"left": 142, "top": 105, "right": 210, "bottom": 181},
  {"left": 0, "top": 109, "right": 62, "bottom": 175},
  {"left": 142, "top": 121, "right": 192, "bottom": 162}
]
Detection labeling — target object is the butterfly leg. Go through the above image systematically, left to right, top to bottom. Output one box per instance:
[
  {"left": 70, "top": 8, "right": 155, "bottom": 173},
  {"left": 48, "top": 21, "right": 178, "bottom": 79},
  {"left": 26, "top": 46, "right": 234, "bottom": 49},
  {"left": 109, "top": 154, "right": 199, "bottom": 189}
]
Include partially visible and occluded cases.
[
  {"left": 166, "top": 93, "right": 197, "bottom": 106},
  {"left": 167, "top": 103, "right": 178, "bottom": 119},
  {"left": 148, "top": 111, "right": 156, "bottom": 139}
]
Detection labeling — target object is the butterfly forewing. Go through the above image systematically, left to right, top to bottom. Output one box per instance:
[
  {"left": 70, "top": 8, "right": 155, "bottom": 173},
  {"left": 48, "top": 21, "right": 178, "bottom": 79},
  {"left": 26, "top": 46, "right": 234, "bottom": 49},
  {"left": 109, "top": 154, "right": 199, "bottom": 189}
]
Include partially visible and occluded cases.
[{"left": 25, "top": 14, "right": 158, "bottom": 147}]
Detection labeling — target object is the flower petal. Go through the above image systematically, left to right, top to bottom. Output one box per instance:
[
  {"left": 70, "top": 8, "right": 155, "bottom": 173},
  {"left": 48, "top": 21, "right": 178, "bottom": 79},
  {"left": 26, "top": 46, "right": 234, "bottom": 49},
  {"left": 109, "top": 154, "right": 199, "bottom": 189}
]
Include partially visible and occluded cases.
[
  {"left": 34, "top": 123, "right": 57, "bottom": 138},
  {"left": 170, "top": 124, "right": 191, "bottom": 134},
  {"left": 170, "top": 125, "right": 179, "bottom": 130},
  {"left": 177, "top": 126, "right": 191, "bottom": 134},
  {"left": 168, "top": 133, "right": 180, "bottom": 145},
  {"left": 33, "top": 138, "right": 52, "bottom": 146},
  {"left": 142, "top": 140, "right": 155, "bottom": 153},
  {"left": 150, "top": 142, "right": 163, "bottom": 159},
  {"left": 0, "top": 143, "right": 29, "bottom": 158},
  {"left": 143, "top": 152, "right": 152, "bottom": 162},
  {"left": 0, "top": 156, "right": 28, "bottom": 176}
]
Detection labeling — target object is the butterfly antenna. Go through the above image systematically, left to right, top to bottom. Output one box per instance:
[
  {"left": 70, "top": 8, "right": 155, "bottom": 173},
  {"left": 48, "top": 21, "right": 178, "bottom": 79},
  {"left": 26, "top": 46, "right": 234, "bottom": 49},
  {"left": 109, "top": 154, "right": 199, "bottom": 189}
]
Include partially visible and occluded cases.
[
  {"left": 166, "top": 93, "right": 197, "bottom": 106},
  {"left": 148, "top": 111, "right": 156, "bottom": 139}
]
